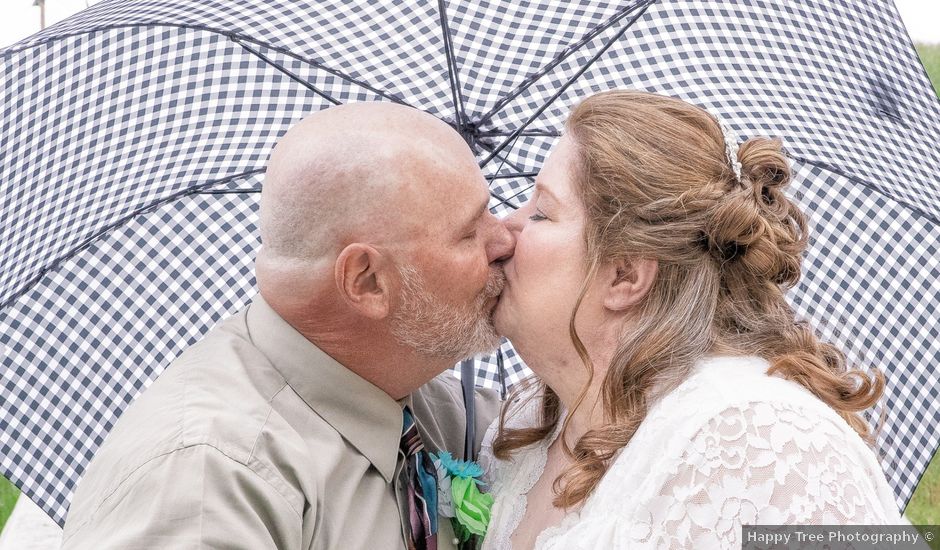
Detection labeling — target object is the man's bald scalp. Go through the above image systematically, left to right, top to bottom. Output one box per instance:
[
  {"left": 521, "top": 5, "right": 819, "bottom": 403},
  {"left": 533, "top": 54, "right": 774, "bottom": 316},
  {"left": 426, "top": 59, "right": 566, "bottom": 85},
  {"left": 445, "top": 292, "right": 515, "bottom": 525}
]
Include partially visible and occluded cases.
[{"left": 259, "top": 103, "right": 469, "bottom": 264}]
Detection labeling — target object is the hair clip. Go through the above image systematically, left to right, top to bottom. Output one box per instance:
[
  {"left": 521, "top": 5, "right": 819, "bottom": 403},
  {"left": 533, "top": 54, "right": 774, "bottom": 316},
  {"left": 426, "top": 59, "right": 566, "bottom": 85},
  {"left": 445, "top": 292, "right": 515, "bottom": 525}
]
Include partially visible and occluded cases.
[{"left": 717, "top": 118, "right": 743, "bottom": 181}]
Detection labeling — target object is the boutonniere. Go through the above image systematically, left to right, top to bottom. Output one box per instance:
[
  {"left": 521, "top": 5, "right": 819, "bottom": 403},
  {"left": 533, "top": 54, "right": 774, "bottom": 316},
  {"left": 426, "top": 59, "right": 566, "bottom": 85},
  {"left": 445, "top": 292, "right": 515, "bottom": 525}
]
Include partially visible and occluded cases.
[{"left": 430, "top": 451, "right": 494, "bottom": 544}]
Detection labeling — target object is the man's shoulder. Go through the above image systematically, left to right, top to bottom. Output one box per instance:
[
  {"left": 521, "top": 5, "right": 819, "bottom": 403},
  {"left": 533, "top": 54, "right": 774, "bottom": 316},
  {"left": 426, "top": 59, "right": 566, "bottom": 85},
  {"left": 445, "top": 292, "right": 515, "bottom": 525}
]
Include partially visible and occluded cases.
[
  {"left": 67, "top": 311, "right": 299, "bottom": 518},
  {"left": 119, "top": 311, "right": 284, "bottom": 451},
  {"left": 62, "top": 436, "right": 309, "bottom": 546}
]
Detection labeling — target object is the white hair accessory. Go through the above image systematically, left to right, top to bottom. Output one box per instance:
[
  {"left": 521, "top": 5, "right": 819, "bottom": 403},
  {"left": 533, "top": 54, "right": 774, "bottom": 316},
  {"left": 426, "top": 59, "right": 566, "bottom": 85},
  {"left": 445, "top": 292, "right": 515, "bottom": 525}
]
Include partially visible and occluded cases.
[{"left": 718, "top": 118, "right": 743, "bottom": 181}]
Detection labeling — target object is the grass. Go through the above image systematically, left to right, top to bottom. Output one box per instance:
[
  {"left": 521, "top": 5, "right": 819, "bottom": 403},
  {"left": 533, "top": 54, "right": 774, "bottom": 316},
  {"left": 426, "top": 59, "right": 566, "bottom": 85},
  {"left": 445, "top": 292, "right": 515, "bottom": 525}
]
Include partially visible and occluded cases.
[
  {"left": 915, "top": 43, "right": 940, "bottom": 98},
  {"left": 908, "top": 450, "right": 940, "bottom": 525},
  {"left": 909, "top": 459, "right": 940, "bottom": 550},
  {"left": 0, "top": 475, "right": 19, "bottom": 533}
]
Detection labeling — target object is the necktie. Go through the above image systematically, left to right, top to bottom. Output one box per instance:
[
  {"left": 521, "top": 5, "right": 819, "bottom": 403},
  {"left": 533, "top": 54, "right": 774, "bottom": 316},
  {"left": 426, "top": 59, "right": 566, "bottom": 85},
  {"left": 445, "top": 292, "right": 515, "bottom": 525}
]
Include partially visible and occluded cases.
[{"left": 400, "top": 406, "right": 438, "bottom": 550}]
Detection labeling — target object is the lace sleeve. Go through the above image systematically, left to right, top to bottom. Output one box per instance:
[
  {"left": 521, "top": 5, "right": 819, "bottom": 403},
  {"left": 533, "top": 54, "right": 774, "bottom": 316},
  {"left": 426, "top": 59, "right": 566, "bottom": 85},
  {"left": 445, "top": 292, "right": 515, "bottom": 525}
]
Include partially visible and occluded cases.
[
  {"left": 479, "top": 392, "right": 560, "bottom": 550},
  {"left": 540, "top": 401, "right": 902, "bottom": 550},
  {"left": 633, "top": 402, "right": 902, "bottom": 548}
]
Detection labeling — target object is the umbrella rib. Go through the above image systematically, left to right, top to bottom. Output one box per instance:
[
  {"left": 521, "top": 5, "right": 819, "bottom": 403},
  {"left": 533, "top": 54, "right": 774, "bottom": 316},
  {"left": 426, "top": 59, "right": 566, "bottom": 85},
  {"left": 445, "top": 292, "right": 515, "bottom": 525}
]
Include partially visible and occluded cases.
[
  {"left": 437, "top": 0, "right": 470, "bottom": 129},
  {"left": 475, "top": 0, "right": 656, "bottom": 128},
  {"left": 478, "top": 0, "right": 656, "bottom": 169},
  {"left": 1, "top": 23, "right": 412, "bottom": 108},
  {"left": 228, "top": 34, "right": 413, "bottom": 107},
  {"left": 232, "top": 37, "right": 341, "bottom": 105},
  {"left": 477, "top": 129, "right": 562, "bottom": 138},
  {"left": 487, "top": 130, "right": 528, "bottom": 201},
  {"left": 477, "top": 139, "right": 534, "bottom": 181},
  {"left": 477, "top": 141, "right": 534, "bottom": 211},
  {"left": 789, "top": 155, "right": 940, "bottom": 226},
  {"left": 0, "top": 168, "right": 266, "bottom": 311},
  {"left": 486, "top": 172, "right": 539, "bottom": 181},
  {"left": 502, "top": 182, "right": 536, "bottom": 204},
  {"left": 200, "top": 188, "right": 262, "bottom": 195},
  {"left": 488, "top": 190, "right": 519, "bottom": 211}
]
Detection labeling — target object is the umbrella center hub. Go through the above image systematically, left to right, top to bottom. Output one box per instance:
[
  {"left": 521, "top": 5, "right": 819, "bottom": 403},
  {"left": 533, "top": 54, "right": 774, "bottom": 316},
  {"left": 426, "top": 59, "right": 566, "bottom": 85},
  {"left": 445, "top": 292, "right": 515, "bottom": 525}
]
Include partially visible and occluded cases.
[{"left": 459, "top": 120, "right": 480, "bottom": 146}]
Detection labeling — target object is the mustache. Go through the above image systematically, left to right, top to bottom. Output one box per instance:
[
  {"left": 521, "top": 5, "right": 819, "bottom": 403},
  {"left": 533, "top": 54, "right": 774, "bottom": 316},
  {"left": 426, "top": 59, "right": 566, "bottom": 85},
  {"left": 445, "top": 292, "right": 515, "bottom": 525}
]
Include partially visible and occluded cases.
[{"left": 483, "top": 266, "right": 506, "bottom": 299}]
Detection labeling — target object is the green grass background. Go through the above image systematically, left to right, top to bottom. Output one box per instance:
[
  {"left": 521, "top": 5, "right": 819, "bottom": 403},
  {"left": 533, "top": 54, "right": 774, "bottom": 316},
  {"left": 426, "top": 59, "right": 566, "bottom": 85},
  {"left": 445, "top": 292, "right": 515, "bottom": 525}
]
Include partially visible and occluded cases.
[
  {"left": 0, "top": 43, "right": 938, "bottom": 537},
  {"left": 917, "top": 43, "right": 940, "bottom": 98},
  {"left": 0, "top": 477, "right": 18, "bottom": 533}
]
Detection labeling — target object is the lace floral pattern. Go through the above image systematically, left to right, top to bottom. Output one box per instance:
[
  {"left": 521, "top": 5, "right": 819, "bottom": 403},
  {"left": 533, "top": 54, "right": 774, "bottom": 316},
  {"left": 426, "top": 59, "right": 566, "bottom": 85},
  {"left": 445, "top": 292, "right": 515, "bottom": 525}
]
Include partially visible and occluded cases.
[
  {"left": 480, "top": 356, "right": 903, "bottom": 550},
  {"left": 479, "top": 388, "right": 566, "bottom": 550}
]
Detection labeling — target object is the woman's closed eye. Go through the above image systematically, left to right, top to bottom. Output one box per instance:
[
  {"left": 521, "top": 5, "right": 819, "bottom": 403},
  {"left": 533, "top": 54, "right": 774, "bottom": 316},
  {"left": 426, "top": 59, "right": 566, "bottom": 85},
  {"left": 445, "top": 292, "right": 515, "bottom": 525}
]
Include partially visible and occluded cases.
[{"left": 528, "top": 210, "right": 548, "bottom": 222}]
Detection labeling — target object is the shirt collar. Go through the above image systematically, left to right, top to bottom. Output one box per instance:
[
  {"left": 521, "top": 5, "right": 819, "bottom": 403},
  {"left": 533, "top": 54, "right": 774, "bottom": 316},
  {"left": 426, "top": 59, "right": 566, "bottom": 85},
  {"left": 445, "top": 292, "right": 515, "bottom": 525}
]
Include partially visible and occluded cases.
[{"left": 245, "top": 295, "right": 406, "bottom": 482}]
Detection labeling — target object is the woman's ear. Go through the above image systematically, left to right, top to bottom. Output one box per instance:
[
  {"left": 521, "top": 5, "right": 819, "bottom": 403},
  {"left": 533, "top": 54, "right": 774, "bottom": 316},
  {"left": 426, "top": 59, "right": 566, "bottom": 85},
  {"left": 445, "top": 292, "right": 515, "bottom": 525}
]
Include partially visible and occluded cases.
[
  {"left": 334, "top": 243, "right": 391, "bottom": 319},
  {"left": 602, "top": 258, "right": 658, "bottom": 311}
]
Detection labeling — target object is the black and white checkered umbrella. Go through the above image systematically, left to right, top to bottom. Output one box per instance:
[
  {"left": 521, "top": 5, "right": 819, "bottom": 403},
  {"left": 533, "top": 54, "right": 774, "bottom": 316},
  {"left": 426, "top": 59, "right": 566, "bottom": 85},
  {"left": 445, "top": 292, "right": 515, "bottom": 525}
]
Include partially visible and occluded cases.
[{"left": 1, "top": 0, "right": 938, "bottom": 526}]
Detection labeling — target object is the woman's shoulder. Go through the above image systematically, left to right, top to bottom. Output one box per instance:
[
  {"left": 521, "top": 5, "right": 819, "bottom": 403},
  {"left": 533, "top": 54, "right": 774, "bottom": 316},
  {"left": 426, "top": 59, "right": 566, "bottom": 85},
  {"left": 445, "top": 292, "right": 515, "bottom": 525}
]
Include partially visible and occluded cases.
[
  {"left": 581, "top": 355, "right": 901, "bottom": 537},
  {"left": 602, "top": 355, "right": 885, "bottom": 499},
  {"left": 639, "top": 355, "right": 882, "bottom": 469},
  {"left": 653, "top": 355, "right": 847, "bottom": 425},
  {"left": 659, "top": 355, "right": 872, "bottom": 455}
]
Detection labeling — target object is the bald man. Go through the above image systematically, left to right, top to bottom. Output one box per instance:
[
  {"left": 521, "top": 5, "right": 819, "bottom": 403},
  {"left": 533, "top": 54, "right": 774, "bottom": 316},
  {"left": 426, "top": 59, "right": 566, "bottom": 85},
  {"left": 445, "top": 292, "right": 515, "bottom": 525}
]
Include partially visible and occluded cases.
[{"left": 61, "top": 103, "right": 514, "bottom": 550}]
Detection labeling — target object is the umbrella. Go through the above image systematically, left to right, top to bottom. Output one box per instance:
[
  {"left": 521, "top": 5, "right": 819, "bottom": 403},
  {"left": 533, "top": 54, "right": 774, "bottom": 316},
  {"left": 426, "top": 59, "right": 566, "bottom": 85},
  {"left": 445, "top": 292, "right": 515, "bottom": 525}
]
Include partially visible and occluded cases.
[{"left": 1, "top": 0, "right": 938, "bottom": 527}]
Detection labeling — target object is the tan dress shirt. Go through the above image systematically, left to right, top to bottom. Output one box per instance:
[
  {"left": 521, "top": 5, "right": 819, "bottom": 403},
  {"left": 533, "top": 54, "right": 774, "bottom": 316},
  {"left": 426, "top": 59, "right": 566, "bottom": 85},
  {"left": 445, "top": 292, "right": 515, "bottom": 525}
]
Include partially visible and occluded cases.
[{"left": 61, "top": 296, "right": 500, "bottom": 550}]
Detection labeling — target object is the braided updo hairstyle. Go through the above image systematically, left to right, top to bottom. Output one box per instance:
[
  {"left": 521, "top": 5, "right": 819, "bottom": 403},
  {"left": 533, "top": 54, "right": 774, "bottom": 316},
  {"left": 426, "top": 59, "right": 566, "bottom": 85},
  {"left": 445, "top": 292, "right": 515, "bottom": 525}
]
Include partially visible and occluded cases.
[{"left": 492, "top": 89, "right": 885, "bottom": 508}]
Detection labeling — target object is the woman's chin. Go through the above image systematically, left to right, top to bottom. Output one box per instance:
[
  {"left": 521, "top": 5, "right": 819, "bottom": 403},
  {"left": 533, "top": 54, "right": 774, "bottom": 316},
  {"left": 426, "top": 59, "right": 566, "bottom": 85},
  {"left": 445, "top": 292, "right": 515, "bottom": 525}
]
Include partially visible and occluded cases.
[{"left": 492, "top": 299, "right": 518, "bottom": 341}]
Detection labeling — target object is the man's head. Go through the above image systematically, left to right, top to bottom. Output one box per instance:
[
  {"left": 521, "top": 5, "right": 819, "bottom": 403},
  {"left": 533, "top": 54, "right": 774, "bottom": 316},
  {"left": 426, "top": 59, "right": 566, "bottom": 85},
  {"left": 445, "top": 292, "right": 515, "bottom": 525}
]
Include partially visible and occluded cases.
[{"left": 256, "top": 103, "right": 513, "bottom": 393}]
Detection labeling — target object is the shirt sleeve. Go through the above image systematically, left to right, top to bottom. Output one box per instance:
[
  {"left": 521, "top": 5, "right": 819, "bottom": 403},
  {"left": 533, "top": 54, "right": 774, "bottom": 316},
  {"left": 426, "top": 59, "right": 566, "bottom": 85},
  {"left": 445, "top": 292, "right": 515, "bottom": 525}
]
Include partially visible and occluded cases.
[{"left": 61, "top": 443, "right": 306, "bottom": 550}]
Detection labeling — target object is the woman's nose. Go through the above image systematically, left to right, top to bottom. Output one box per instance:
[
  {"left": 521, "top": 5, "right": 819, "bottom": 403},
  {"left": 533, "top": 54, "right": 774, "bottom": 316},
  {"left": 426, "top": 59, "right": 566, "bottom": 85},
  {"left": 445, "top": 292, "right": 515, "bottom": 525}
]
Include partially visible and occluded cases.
[{"left": 502, "top": 207, "right": 526, "bottom": 234}]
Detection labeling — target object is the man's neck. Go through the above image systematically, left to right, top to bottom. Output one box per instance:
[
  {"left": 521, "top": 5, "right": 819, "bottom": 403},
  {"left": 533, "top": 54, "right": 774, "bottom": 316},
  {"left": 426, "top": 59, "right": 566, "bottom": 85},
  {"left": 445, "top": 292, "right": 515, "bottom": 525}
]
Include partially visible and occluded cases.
[
  {"left": 262, "top": 292, "right": 450, "bottom": 400},
  {"left": 299, "top": 327, "right": 447, "bottom": 400}
]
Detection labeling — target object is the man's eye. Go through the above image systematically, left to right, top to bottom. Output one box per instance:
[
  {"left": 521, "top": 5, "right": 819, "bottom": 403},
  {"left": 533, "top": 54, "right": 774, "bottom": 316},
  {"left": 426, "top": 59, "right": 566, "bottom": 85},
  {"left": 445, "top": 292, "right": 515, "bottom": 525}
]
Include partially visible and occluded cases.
[{"left": 528, "top": 211, "right": 548, "bottom": 221}]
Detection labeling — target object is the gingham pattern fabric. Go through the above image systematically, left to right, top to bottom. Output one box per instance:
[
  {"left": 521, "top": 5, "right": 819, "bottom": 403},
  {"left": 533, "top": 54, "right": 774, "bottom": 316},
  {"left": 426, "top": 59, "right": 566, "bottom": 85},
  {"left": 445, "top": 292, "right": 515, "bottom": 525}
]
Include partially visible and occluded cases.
[
  {"left": 1, "top": 0, "right": 938, "bottom": 526},
  {"left": 785, "top": 160, "right": 940, "bottom": 505}
]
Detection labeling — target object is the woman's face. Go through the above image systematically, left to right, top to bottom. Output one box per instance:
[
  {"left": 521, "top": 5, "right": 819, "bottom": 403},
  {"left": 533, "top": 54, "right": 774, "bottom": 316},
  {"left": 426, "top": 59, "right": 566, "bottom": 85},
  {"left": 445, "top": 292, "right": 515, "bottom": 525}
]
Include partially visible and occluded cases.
[{"left": 494, "top": 135, "right": 597, "bottom": 355}]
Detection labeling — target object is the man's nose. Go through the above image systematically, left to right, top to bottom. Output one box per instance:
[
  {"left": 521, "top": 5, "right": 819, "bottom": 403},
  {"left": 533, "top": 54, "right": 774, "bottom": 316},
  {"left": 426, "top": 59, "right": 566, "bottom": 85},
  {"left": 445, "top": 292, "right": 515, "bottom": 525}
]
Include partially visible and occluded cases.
[{"left": 488, "top": 215, "right": 516, "bottom": 263}]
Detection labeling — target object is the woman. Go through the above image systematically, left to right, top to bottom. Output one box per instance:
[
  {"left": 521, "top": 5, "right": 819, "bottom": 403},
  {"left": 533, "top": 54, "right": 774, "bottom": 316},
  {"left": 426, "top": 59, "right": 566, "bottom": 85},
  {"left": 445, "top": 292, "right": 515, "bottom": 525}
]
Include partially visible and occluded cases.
[{"left": 480, "top": 90, "right": 903, "bottom": 549}]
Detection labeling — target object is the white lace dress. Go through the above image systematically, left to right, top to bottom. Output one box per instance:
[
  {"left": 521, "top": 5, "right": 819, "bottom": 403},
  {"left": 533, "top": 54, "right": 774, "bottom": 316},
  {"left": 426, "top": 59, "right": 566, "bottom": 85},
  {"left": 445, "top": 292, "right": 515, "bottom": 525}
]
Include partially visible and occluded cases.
[{"left": 479, "top": 356, "right": 904, "bottom": 550}]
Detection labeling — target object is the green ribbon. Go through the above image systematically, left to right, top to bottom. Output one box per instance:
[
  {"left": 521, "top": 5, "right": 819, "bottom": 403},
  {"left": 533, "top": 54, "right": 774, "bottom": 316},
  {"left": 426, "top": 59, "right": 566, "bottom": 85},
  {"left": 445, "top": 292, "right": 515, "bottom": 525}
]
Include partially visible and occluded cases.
[{"left": 451, "top": 475, "right": 494, "bottom": 537}]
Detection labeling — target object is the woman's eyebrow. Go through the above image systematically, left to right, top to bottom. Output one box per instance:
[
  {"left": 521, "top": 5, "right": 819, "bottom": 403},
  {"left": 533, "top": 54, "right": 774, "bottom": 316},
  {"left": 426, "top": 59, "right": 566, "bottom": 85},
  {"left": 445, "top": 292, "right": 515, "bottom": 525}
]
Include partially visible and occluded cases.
[{"left": 534, "top": 182, "right": 559, "bottom": 204}]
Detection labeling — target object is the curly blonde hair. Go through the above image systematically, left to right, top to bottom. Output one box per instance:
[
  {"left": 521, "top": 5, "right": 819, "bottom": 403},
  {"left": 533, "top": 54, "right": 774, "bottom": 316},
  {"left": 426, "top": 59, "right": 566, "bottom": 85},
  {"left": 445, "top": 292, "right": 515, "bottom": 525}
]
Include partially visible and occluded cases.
[{"left": 492, "top": 89, "right": 885, "bottom": 508}]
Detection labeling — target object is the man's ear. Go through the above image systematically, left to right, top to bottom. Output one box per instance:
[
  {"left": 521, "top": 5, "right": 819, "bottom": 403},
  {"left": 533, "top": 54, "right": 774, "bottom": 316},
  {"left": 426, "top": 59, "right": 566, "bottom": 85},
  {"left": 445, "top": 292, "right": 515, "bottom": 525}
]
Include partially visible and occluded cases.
[
  {"left": 334, "top": 243, "right": 391, "bottom": 319},
  {"left": 602, "top": 257, "right": 658, "bottom": 311}
]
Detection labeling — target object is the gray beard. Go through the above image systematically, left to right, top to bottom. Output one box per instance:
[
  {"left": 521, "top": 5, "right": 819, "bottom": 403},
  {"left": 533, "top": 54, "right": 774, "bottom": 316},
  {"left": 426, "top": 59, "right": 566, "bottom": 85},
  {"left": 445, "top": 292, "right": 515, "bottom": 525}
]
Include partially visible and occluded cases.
[{"left": 390, "top": 263, "right": 504, "bottom": 361}]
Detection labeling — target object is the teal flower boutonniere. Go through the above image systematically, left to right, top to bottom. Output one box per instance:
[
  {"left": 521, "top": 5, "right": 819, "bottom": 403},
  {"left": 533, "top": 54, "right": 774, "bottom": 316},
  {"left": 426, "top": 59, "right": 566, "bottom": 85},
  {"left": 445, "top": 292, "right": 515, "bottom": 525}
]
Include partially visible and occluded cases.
[{"left": 430, "top": 451, "right": 494, "bottom": 544}]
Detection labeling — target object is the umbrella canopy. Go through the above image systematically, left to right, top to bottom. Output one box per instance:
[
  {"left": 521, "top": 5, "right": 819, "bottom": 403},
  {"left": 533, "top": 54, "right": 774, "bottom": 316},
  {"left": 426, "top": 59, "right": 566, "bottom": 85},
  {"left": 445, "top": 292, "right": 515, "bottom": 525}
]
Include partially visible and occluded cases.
[{"left": 1, "top": 0, "right": 938, "bottom": 526}]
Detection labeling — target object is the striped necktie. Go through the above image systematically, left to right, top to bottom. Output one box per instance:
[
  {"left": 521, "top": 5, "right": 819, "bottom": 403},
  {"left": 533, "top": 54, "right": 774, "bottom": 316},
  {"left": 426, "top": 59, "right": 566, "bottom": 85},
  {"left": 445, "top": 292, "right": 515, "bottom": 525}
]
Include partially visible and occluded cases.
[{"left": 400, "top": 406, "right": 438, "bottom": 550}]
